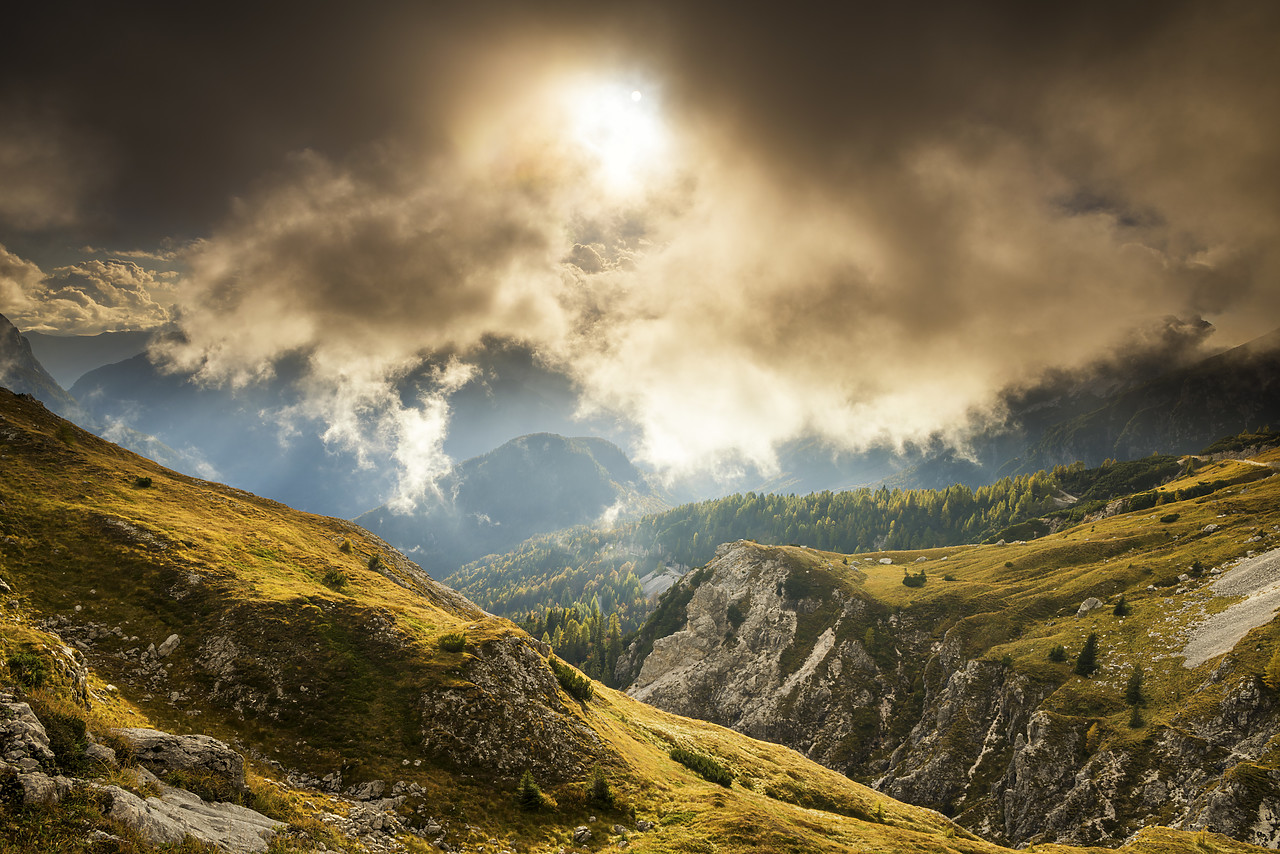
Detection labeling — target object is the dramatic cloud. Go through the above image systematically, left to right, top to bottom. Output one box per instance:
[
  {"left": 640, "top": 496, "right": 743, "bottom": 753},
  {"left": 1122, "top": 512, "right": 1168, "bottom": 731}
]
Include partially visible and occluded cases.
[
  {"left": 4, "top": 1, "right": 1279, "bottom": 499},
  {"left": 0, "top": 249, "right": 176, "bottom": 335}
]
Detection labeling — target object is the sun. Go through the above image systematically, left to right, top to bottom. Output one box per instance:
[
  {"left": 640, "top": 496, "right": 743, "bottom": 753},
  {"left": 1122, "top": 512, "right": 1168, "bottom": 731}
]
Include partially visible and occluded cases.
[{"left": 564, "top": 80, "right": 669, "bottom": 191}]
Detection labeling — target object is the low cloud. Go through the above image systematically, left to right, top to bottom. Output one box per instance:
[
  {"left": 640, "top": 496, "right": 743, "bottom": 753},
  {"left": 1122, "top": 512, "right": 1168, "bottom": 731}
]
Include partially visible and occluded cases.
[{"left": 0, "top": 248, "right": 177, "bottom": 335}]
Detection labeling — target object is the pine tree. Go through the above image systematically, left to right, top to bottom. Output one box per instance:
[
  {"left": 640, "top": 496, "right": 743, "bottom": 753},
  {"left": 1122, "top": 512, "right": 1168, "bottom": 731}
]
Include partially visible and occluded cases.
[
  {"left": 1113, "top": 595, "right": 1132, "bottom": 617},
  {"left": 1074, "top": 633, "right": 1099, "bottom": 677},
  {"left": 1124, "top": 667, "right": 1144, "bottom": 705},
  {"left": 588, "top": 765, "right": 614, "bottom": 808},
  {"left": 517, "top": 769, "right": 545, "bottom": 810}
]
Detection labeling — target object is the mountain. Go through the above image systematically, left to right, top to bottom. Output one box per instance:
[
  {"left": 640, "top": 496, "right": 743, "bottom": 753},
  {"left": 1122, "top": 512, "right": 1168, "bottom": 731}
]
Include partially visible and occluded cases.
[
  {"left": 0, "top": 312, "right": 79, "bottom": 418},
  {"left": 23, "top": 328, "right": 152, "bottom": 388},
  {"left": 884, "top": 328, "right": 1280, "bottom": 491},
  {"left": 68, "top": 339, "right": 636, "bottom": 517},
  {"left": 8, "top": 385, "right": 1228, "bottom": 854},
  {"left": 358, "top": 432, "right": 668, "bottom": 578},
  {"left": 617, "top": 448, "right": 1280, "bottom": 847}
]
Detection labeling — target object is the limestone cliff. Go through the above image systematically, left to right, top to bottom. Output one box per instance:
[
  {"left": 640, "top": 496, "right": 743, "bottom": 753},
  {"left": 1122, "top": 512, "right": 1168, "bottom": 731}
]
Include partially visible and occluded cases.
[{"left": 624, "top": 534, "right": 1280, "bottom": 848}]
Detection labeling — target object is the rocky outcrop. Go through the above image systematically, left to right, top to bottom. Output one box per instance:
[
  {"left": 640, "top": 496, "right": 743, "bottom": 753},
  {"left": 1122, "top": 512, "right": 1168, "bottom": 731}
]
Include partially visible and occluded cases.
[
  {"left": 624, "top": 540, "right": 1280, "bottom": 848},
  {"left": 418, "top": 635, "right": 605, "bottom": 780},
  {"left": 116, "top": 727, "right": 247, "bottom": 794},
  {"left": 99, "top": 780, "right": 283, "bottom": 853}
]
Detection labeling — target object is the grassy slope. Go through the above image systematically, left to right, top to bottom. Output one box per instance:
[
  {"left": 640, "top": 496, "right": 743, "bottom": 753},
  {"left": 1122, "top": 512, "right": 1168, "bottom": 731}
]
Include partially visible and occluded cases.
[{"left": 0, "top": 387, "right": 1265, "bottom": 854}]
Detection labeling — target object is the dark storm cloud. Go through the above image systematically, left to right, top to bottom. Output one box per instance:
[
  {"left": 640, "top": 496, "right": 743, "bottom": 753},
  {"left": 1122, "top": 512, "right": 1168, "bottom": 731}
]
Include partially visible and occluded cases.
[{"left": 4, "top": 1, "right": 1279, "bottom": 487}]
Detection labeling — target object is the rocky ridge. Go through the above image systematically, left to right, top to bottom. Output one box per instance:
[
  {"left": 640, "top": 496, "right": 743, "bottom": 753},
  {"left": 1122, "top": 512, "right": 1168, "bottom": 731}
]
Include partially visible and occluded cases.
[{"left": 624, "top": 507, "right": 1280, "bottom": 849}]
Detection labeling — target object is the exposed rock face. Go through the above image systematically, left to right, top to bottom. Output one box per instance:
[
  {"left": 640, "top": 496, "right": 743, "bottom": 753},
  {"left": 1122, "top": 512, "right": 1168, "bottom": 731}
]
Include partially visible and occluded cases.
[
  {"left": 625, "top": 540, "right": 1280, "bottom": 848},
  {"left": 418, "top": 635, "right": 605, "bottom": 780},
  {"left": 0, "top": 693, "right": 58, "bottom": 773},
  {"left": 116, "top": 727, "right": 247, "bottom": 794},
  {"left": 100, "top": 782, "right": 282, "bottom": 852}
]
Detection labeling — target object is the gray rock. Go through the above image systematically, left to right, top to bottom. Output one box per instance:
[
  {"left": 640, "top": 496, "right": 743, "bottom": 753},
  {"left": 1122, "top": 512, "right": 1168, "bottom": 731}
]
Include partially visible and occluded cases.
[
  {"left": 1203, "top": 523, "right": 1222, "bottom": 533},
  {"left": 1076, "top": 597, "right": 1104, "bottom": 617},
  {"left": 157, "top": 634, "right": 181, "bottom": 658},
  {"left": 417, "top": 636, "right": 604, "bottom": 780},
  {"left": 0, "top": 696, "right": 57, "bottom": 770},
  {"left": 116, "top": 728, "right": 247, "bottom": 794},
  {"left": 84, "top": 741, "right": 118, "bottom": 768},
  {"left": 15, "top": 771, "right": 74, "bottom": 805},
  {"left": 345, "top": 779, "right": 386, "bottom": 800},
  {"left": 99, "top": 783, "right": 282, "bottom": 852},
  {"left": 573, "top": 825, "right": 592, "bottom": 844}
]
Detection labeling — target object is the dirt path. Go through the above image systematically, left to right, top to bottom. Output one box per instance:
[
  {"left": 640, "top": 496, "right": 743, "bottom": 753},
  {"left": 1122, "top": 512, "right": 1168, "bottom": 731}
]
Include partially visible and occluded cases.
[{"left": 1182, "top": 547, "right": 1280, "bottom": 668}]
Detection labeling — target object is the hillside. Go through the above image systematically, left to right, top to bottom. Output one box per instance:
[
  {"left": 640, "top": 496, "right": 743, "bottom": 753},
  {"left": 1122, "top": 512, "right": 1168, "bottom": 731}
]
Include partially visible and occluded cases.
[
  {"left": 0, "top": 385, "right": 1185, "bottom": 854},
  {"left": 358, "top": 433, "right": 667, "bottom": 578},
  {"left": 618, "top": 450, "right": 1280, "bottom": 846},
  {"left": 453, "top": 453, "right": 1194, "bottom": 657}
]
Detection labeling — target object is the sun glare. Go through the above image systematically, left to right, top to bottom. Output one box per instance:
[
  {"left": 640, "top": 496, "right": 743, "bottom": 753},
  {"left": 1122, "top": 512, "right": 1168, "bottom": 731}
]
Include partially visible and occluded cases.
[{"left": 566, "top": 80, "right": 669, "bottom": 191}]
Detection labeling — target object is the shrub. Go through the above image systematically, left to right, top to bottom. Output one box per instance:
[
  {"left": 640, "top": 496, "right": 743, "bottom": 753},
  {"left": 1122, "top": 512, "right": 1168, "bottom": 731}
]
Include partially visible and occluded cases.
[
  {"left": 134, "top": 476, "right": 152, "bottom": 488},
  {"left": 1160, "top": 513, "right": 1180, "bottom": 523},
  {"left": 338, "top": 538, "right": 353, "bottom": 554},
  {"left": 367, "top": 554, "right": 383, "bottom": 571},
  {"left": 322, "top": 567, "right": 348, "bottom": 590},
  {"left": 901, "top": 570, "right": 926, "bottom": 588},
  {"left": 943, "top": 573, "right": 956, "bottom": 581},
  {"left": 726, "top": 599, "right": 748, "bottom": 629},
  {"left": 438, "top": 632, "right": 466, "bottom": 653},
  {"left": 1074, "top": 633, "right": 1099, "bottom": 677},
  {"left": 1047, "top": 645, "right": 1067, "bottom": 663},
  {"left": 6, "top": 648, "right": 47, "bottom": 689},
  {"left": 549, "top": 657, "right": 593, "bottom": 702},
  {"left": 1124, "top": 667, "right": 1144, "bottom": 705},
  {"left": 29, "top": 697, "right": 88, "bottom": 775},
  {"left": 1128, "top": 705, "right": 1144, "bottom": 729},
  {"left": 669, "top": 747, "right": 732, "bottom": 787},
  {"left": 587, "top": 765, "right": 614, "bottom": 808},
  {"left": 517, "top": 769, "right": 548, "bottom": 810}
]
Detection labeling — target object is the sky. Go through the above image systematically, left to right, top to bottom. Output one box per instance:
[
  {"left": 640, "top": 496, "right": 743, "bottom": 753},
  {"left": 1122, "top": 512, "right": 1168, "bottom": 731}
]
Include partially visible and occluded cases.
[{"left": 2, "top": 0, "right": 1279, "bottom": 500}]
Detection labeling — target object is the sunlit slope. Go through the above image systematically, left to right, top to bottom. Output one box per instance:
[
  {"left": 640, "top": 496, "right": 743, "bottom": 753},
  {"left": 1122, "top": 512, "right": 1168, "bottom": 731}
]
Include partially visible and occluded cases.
[{"left": 7, "top": 387, "right": 1250, "bottom": 853}]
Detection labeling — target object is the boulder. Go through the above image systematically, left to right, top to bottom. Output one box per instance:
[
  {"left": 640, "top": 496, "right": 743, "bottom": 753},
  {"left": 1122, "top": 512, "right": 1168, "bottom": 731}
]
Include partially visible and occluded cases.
[
  {"left": 1076, "top": 597, "right": 1104, "bottom": 618},
  {"left": 157, "top": 634, "right": 181, "bottom": 658},
  {"left": 0, "top": 695, "right": 57, "bottom": 772},
  {"left": 115, "top": 728, "right": 247, "bottom": 794},
  {"left": 99, "top": 783, "right": 282, "bottom": 852},
  {"left": 574, "top": 825, "right": 592, "bottom": 844}
]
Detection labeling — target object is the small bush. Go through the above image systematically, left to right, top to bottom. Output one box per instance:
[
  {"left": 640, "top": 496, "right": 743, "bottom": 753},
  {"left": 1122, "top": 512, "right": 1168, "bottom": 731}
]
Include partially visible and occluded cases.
[
  {"left": 134, "top": 476, "right": 152, "bottom": 488},
  {"left": 1160, "top": 513, "right": 1181, "bottom": 523},
  {"left": 338, "top": 538, "right": 353, "bottom": 554},
  {"left": 367, "top": 554, "right": 383, "bottom": 571},
  {"left": 1004, "top": 561, "right": 1014, "bottom": 568},
  {"left": 322, "top": 567, "right": 348, "bottom": 590},
  {"left": 901, "top": 570, "right": 926, "bottom": 588},
  {"left": 943, "top": 573, "right": 956, "bottom": 581},
  {"left": 1113, "top": 595, "right": 1132, "bottom": 617},
  {"left": 726, "top": 599, "right": 748, "bottom": 629},
  {"left": 438, "top": 632, "right": 466, "bottom": 653},
  {"left": 1075, "top": 633, "right": 1100, "bottom": 677},
  {"left": 1047, "top": 645, "right": 1067, "bottom": 663},
  {"left": 6, "top": 648, "right": 48, "bottom": 689},
  {"left": 549, "top": 657, "right": 593, "bottom": 702},
  {"left": 1125, "top": 667, "right": 1144, "bottom": 705},
  {"left": 29, "top": 698, "right": 88, "bottom": 775},
  {"left": 669, "top": 747, "right": 732, "bottom": 787},
  {"left": 587, "top": 765, "right": 614, "bottom": 808},
  {"left": 162, "top": 768, "right": 241, "bottom": 804},
  {"left": 517, "top": 769, "right": 548, "bottom": 810}
]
